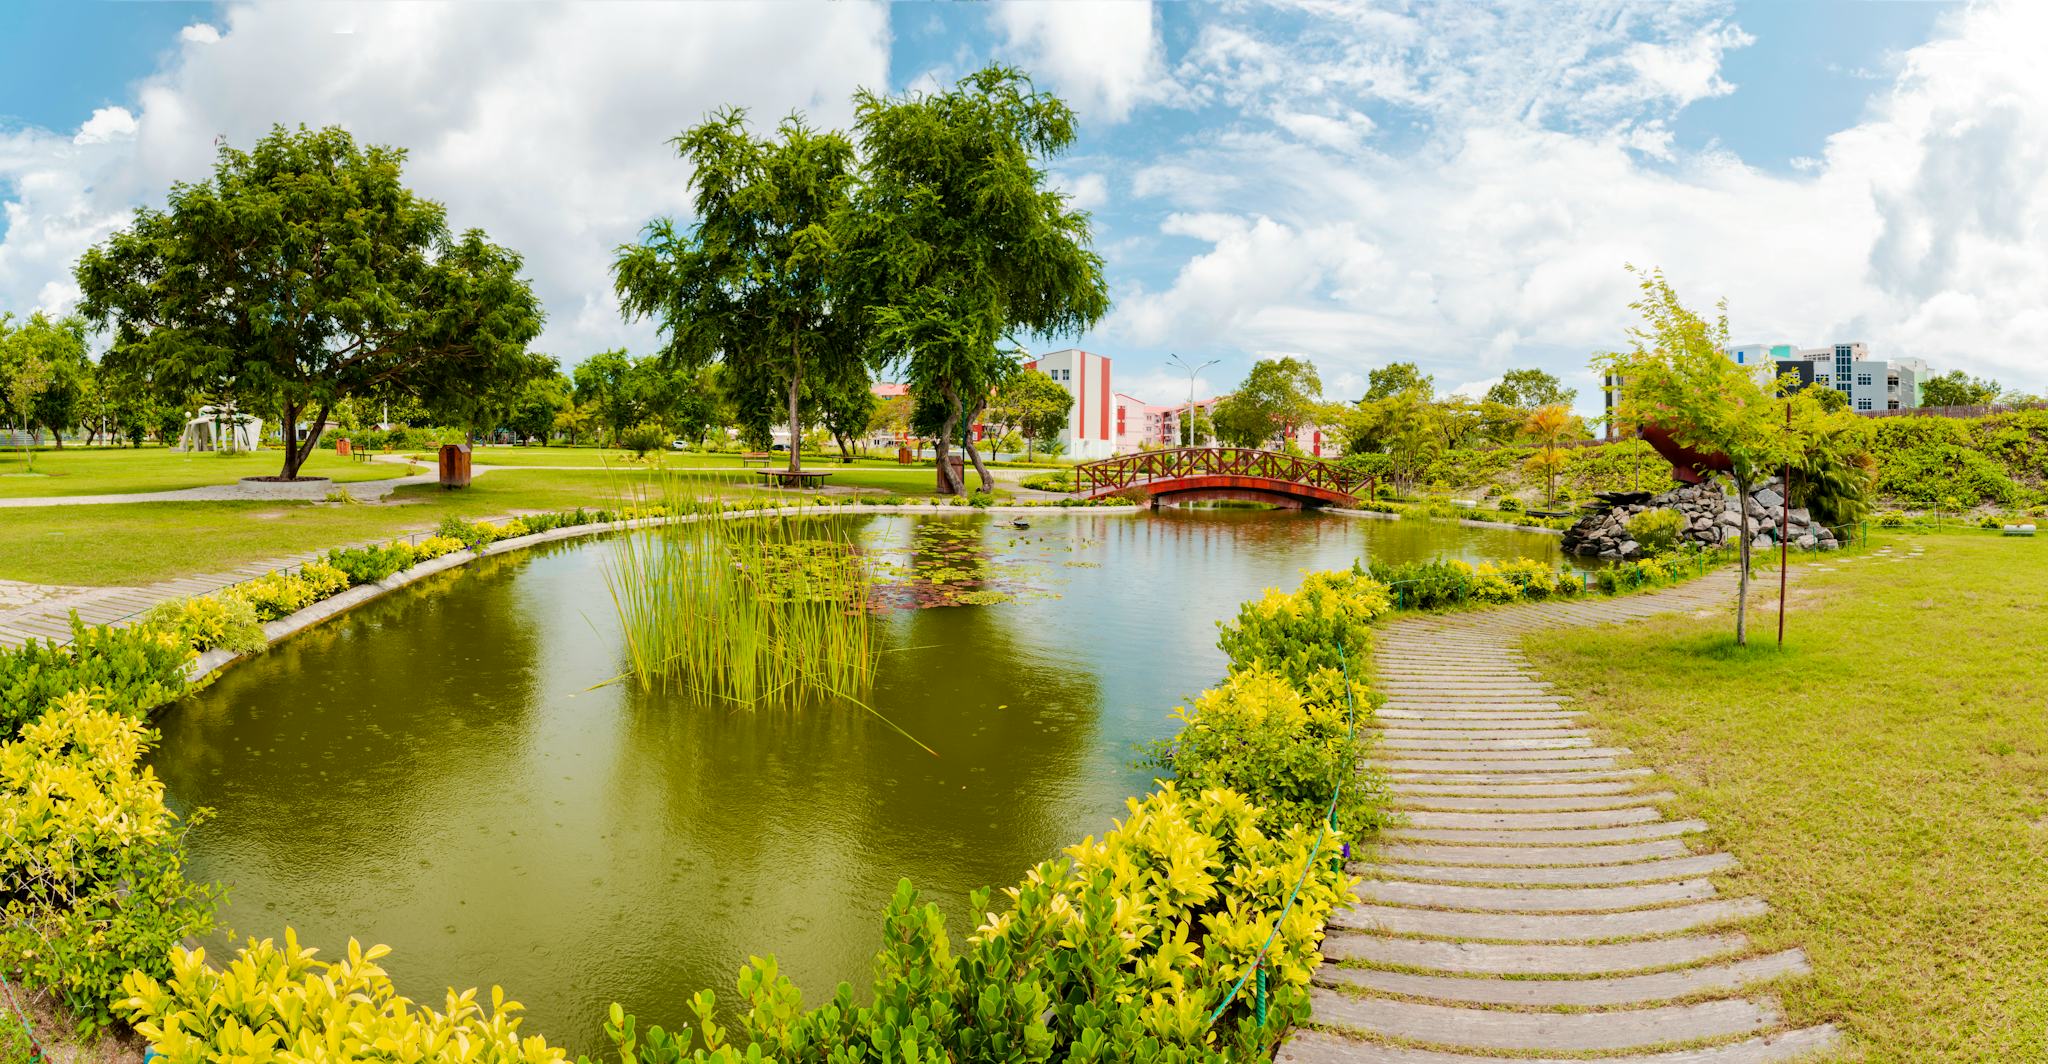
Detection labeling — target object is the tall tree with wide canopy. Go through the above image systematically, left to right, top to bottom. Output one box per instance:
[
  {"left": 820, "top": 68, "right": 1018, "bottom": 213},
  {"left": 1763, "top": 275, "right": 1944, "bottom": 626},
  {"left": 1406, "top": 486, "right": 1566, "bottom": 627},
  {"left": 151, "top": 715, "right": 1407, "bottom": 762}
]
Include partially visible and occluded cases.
[
  {"left": 844, "top": 66, "right": 1109, "bottom": 495},
  {"left": 614, "top": 110, "right": 868, "bottom": 474},
  {"left": 75, "top": 125, "right": 545, "bottom": 480},
  {"left": 0, "top": 312, "right": 91, "bottom": 455},
  {"left": 1211, "top": 356, "right": 1323, "bottom": 449},
  {"left": 1485, "top": 368, "right": 1576, "bottom": 409}
]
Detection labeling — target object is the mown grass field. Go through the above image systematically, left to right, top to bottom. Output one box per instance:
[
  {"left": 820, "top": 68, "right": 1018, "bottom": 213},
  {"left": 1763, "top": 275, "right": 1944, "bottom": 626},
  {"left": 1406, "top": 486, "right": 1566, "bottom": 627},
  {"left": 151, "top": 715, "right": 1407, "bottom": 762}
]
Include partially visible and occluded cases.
[
  {"left": 0, "top": 446, "right": 407, "bottom": 497},
  {"left": 0, "top": 460, "right": 1014, "bottom": 586},
  {"left": 1523, "top": 531, "right": 2048, "bottom": 1062}
]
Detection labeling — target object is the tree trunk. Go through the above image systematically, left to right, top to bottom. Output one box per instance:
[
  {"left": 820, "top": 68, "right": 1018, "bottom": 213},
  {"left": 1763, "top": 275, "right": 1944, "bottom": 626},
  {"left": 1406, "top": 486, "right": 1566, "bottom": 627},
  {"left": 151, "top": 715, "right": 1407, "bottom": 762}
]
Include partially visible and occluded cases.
[
  {"left": 786, "top": 330, "right": 803, "bottom": 475},
  {"left": 934, "top": 386, "right": 965, "bottom": 496},
  {"left": 279, "top": 397, "right": 299, "bottom": 478},
  {"left": 279, "top": 400, "right": 331, "bottom": 480},
  {"left": 45, "top": 422, "right": 63, "bottom": 449},
  {"left": 964, "top": 428, "right": 994, "bottom": 493},
  {"left": 836, "top": 432, "right": 854, "bottom": 463},
  {"left": 1733, "top": 474, "right": 1750, "bottom": 646}
]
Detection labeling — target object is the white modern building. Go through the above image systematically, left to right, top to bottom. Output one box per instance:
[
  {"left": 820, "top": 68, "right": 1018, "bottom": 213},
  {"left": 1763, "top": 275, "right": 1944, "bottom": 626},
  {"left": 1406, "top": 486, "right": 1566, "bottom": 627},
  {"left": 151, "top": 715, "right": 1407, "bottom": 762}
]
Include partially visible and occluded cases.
[
  {"left": 1727, "top": 342, "right": 1920, "bottom": 411},
  {"left": 1024, "top": 348, "right": 1116, "bottom": 459}
]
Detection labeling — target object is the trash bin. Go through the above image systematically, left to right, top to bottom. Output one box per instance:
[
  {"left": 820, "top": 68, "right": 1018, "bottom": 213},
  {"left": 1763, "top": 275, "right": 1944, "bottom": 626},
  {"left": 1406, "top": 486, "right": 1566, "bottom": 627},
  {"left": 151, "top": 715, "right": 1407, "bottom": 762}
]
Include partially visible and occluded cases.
[
  {"left": 336, "top": 438, "right": 352, "bottom": 457},
  {"left": 438, "top": 443, "right": 472, "bottom": 489},
  {"left": 935, "top": 454, "right": 966, "bottom": 494}
]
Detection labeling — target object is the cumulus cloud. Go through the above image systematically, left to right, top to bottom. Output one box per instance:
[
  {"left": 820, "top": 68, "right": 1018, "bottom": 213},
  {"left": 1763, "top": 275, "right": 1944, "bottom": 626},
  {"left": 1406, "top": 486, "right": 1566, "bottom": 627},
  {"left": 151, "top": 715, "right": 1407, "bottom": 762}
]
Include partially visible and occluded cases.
[
  {"left": 1105, "top": 0, "right": 2048, "bottom": 402},
  {"left": 989, "top": 1, "right": 1169, "bottom": 123},
  {"left": 0, "top": 2, "right": 890, "bottom": 364},
  {"left": 72, "top": 107, "right": 138, "bottom": 145}
]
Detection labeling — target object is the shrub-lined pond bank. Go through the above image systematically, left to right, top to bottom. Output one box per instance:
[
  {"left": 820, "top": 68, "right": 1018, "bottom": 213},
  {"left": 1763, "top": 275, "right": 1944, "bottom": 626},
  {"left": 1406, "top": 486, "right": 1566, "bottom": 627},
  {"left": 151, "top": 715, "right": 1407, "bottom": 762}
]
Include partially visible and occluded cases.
[{"left": 140, "top": 509, "right": 1566, "bottom": 1053}]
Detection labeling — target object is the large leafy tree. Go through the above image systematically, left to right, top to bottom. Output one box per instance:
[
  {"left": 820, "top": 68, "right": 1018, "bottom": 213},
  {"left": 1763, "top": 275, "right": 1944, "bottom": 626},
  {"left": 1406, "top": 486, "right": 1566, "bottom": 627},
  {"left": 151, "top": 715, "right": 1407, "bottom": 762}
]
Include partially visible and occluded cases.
[
  {"left": 845, "top": 66, "right": 1109, "bottom": 494},
  {"left": 614, "top": 110, "right": 868, "bottom": 475},
  {"left": 76, "top": 125, "right": 545, "bottom": 479},
  {"left": 0, "top": 312, "right": 91, "bottom": 456},
  {"left": 572, "top": 349, "right": 640, "bottom": 442},
  {"left": 1211, "top": 356, "right": 1323, "bottom": 449},
  {"left": 1364, "top": 361, "right": 1433, "bottom": 403},
  {"left": 1484, "top": 367, "right": 1576, "bottom": 409},
  {"left": 987, "top": 369, "right": 1073, "bottom": 460},
  {"left": 1918, "top": 370, "right": 2002, "bottom": 408},
  {"left": 816, "top": 371, "right": 879, "bottom": 462}
]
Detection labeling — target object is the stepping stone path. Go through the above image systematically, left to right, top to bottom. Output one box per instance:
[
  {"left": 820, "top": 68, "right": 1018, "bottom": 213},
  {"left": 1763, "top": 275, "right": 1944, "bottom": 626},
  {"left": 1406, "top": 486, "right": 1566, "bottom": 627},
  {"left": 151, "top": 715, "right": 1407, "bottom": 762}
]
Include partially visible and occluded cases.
[{"left": 1283, "top": 570, "right": 1840, "bottom": 1063}]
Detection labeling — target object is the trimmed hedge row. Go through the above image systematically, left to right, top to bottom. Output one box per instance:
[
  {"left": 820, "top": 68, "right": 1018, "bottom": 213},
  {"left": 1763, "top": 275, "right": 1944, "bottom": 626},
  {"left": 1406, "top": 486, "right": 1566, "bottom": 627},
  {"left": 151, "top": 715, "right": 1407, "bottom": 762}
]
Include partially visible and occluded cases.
[{"left": 1369, "top": 549, "right": 1727, "bottom": 612}]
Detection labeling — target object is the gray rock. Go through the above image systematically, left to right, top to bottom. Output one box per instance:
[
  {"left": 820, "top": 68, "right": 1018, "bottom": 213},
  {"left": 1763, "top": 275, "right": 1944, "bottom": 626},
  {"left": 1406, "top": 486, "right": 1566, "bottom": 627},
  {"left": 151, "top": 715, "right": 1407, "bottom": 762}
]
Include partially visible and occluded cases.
[
  {"left": 1754, "top": 488, "right": 1784, "bottom": 510},
  {"left": 1797, "top": 533, "right": 1816, "bottom": 548},
  {"left": 1618, "top": 540, "right": 1640, "bottom": 558}
]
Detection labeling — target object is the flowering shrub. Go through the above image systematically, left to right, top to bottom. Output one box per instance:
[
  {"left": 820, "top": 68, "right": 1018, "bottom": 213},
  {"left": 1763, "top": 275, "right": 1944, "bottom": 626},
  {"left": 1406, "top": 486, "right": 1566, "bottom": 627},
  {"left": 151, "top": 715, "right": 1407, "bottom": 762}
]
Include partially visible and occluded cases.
[
  {"left": 2, "top": 692, "right": 217, "bottom": 1032},
  {"left": 122, "top": 932, "right": 565, "bottom": 1064}
]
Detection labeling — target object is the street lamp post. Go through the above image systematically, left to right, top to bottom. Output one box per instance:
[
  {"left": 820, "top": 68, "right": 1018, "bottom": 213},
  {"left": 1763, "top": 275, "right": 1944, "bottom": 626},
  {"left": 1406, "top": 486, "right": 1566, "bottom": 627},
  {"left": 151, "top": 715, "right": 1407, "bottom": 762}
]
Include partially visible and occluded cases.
[{"left": 1166, "top": 353, "right": 1219, "bottom": 448}]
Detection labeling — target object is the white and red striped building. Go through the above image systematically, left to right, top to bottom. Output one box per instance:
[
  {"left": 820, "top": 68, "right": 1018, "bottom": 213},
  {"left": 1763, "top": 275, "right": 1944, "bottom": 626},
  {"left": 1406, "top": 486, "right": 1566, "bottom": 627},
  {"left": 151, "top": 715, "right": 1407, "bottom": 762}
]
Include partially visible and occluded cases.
[{"left": 1024, "top": 348, "right": 1116, "bottom": 460}]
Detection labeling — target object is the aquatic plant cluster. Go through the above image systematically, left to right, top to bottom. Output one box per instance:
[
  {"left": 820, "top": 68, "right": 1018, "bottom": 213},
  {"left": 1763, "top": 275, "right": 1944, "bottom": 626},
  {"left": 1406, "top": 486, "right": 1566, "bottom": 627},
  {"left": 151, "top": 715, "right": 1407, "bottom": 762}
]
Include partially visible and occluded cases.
[{"left": 604, "top": 513, "right": 878, "bottom": 712}]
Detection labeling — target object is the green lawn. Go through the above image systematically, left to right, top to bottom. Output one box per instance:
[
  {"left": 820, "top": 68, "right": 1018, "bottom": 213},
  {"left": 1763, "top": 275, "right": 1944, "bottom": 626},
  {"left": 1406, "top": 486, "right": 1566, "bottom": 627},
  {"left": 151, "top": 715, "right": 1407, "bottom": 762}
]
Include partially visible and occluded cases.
[
  {"left": 0, "top": 446, "right": 409, "bottom": 498},
  {"left": 414, "top": 446, "right": 912, "bottom": 469},
  {"left": 0, "top": 461, "right": 988, "bottom": 586},
  {"left": 1523, "top": 532, "right": 2048, "bottom": 1062}
]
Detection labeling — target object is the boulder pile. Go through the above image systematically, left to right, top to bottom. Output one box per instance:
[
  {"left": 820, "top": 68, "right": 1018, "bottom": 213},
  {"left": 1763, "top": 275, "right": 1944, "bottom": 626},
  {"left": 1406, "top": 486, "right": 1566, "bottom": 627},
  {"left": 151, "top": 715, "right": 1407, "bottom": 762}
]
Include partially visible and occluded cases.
[{"left": 1562, "top": 478, "right": 1839, "bottom": 558}]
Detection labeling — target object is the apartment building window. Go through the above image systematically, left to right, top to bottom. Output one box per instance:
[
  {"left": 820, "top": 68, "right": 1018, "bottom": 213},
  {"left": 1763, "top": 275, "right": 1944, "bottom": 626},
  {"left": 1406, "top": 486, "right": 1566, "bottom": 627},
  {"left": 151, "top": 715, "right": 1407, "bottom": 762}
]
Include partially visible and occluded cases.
[
  {"left": 1856, "top": 373, "right": 1873, "bottom": 387},
  {"left": 1816, "top": 375, "right": 1830, "bottom": 386},
  {"left": 1857, "top": 399, "right": 1872, "bottom": 411}
]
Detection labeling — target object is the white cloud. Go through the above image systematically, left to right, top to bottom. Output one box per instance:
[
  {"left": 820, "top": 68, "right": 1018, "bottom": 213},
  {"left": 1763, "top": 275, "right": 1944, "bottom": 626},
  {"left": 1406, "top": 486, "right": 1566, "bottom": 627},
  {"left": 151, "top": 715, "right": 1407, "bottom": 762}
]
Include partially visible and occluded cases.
[
  {"left": 1104, "top": 0, "right": 2048, "bottom": 403},
  {"left": 990, "top": 1, "right": 1169, "bottom": 123},
  {"left": 0, "top": 3, "right": 891, "bottom": 366},
  {"left": 179, "top": 24, "right": 221, "bottom": 45},
  {"left": 72, "top": 107, "right": 137, "bottom": 145},
  {"left": 1057, "top": 171, "right": 1109, "bottom": 211}
]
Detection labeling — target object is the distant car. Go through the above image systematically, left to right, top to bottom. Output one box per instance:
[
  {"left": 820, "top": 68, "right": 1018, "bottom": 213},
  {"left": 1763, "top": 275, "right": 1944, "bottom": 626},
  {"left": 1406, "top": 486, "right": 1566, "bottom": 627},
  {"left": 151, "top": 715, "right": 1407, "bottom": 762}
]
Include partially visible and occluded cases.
[
  {"left": 671, "top": 438, "right": 688, "bottom": 450},
  {"left": 771, "top": 443, "right": 789, "bottom": 451}
]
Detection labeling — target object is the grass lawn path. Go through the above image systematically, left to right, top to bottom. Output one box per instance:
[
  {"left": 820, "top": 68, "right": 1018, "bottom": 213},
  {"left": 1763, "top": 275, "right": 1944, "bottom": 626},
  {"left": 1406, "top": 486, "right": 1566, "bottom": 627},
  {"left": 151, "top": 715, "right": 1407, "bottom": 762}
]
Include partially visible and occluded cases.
[{"left": 1284, "top": 568, "right": 1842, "bottom": 1063}]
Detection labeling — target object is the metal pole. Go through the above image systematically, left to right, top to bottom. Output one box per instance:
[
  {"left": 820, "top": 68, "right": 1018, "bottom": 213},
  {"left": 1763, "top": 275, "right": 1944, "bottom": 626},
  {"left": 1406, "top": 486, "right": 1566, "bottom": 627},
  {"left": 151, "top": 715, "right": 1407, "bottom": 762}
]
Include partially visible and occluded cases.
[{"left": 1779, "top": 404, "right": 1790, "bottom": 648}]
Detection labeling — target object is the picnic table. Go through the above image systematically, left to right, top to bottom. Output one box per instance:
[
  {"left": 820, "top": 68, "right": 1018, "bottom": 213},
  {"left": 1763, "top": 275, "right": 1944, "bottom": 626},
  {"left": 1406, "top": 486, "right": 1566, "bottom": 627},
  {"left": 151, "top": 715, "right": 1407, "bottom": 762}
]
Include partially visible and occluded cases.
[
  {"left": 740, "top": 451, "right": 775, "bottom": 467},
  {"left": 754, "top": 469, "right": 834, "bottom": 489}
]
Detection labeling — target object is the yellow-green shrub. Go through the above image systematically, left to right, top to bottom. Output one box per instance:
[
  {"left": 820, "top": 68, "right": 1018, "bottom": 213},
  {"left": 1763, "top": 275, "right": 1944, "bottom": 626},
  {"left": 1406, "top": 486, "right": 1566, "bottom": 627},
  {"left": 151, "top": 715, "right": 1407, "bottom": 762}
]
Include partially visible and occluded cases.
[
  {"left": 412, "top": 534, "right": 467, "bottom": 560},
  {"left": 297, "top": 560, "right": 352, "bottom": 599},
  {"left": 1216, "top": 568, "right": 1389, "bottom": 684},
  {"left": 232, "top": 570, "right": 317, "bottom": 622},
  {"left": 140, "top": 593, "right": 265, "bottom": 654},
  {"left": 0, "top": 620, "right": 191, "bottom": 735},
  {"left": 1154, "top": 665, "right": 1386, "bottom": 837},
  {"left": 2, "top": 692, "right": 217, "bottom": 1032},
  {"left": 597, "top": 785, "right": 1351, "bottom": 1063},
  {"left": 121, "top": 931, "right": 565, "bottom": 1064}
]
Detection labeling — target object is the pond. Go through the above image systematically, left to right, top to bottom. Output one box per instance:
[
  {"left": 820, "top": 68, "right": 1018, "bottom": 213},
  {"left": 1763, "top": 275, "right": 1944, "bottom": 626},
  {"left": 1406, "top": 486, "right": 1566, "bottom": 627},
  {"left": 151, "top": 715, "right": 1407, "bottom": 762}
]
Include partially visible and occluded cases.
[{"left": 151, "top": 509, "right": 1566, "bottom": 1051}]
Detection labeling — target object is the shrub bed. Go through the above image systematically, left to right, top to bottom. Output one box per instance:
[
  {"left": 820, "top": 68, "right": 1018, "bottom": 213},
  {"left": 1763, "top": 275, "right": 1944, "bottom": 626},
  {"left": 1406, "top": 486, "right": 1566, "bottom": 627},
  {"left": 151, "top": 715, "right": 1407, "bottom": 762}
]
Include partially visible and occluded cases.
[{"left": 1369, "top": 549, "right": 1725, "bottom": 611}]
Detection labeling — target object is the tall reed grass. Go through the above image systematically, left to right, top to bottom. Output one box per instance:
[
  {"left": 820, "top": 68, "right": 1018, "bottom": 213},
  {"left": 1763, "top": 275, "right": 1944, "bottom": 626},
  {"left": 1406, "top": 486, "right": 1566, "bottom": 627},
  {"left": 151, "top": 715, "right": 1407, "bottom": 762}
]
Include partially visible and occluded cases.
[{"left": 602, "top": 480, "right": 878, "bottom": 712}]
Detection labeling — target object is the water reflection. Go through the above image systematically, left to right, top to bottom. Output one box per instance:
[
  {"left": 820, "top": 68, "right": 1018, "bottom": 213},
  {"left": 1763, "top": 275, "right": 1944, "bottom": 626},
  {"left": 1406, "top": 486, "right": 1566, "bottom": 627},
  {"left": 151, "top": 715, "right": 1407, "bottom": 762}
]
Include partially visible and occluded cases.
[{"left": 149, "top": 510, "right": 1562, "bottom": 1051}]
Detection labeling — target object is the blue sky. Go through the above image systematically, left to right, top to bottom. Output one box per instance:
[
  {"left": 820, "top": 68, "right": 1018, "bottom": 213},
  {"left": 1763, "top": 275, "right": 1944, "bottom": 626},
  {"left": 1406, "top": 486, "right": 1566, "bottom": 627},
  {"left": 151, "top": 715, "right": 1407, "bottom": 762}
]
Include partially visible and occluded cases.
[{"left": 4, "top": 1, "right": 2040, "bottom": 413}]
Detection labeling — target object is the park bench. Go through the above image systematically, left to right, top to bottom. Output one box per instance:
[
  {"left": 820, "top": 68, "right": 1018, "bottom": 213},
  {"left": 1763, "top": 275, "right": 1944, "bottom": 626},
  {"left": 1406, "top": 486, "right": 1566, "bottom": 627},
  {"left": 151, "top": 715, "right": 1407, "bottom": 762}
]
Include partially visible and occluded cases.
[{"left": 740, "top": 451, "right": 774, "bottom": 467}]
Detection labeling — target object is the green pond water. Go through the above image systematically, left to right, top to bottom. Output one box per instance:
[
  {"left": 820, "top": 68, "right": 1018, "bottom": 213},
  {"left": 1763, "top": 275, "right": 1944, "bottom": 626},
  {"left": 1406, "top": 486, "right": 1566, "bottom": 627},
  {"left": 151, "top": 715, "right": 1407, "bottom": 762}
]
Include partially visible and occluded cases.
[{"left": 152, "top": 509, "right": 1568, "bottom": 1051}]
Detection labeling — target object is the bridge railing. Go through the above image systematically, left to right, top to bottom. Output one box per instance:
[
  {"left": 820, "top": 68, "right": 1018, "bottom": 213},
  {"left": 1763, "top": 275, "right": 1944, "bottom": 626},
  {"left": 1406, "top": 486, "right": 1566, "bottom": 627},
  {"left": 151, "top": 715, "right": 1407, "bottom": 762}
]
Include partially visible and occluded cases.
[{"left": 1074, "top": 446, "right": 1370, "bottom": 498}]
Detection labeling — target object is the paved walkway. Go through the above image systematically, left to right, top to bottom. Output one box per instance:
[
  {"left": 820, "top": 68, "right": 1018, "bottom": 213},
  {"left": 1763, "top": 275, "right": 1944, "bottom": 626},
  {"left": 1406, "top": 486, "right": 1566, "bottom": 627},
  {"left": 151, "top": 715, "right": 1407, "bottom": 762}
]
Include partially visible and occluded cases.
[{"left": 1283, "top": 572, "right": 1841, "bottom": 1063}]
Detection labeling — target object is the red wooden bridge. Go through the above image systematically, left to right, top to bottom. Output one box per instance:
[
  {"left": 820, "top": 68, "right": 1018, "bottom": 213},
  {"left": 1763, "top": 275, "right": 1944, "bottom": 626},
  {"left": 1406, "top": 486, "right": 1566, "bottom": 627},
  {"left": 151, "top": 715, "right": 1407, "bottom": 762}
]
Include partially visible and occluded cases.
[{"left": 1073, "top": 447, "right": 1371, "bottom": 509}]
